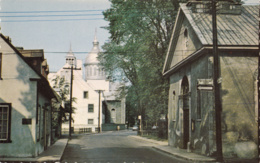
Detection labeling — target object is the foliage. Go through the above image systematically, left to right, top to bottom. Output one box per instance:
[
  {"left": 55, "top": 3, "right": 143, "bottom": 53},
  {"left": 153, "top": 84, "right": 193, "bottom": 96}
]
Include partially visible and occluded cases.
[
  {"left": 100, "top": 0, "right": 179, "bottom": 126},
  {"left": 52, "top": 76, "right": 77, "bottom": 124}
]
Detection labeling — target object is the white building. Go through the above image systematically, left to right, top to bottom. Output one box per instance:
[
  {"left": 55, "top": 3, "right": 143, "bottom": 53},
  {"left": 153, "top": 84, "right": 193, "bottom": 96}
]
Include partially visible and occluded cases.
[{"left": 49, "top": 32, "right": 125, "bottom": 133}]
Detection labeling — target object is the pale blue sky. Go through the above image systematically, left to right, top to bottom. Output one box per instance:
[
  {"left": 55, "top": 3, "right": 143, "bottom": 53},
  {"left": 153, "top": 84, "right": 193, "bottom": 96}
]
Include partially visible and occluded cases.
[
  {"left": 0, "top": 0, "right": 258, "bottom": 72},
  {"left": 1, "top": 0, "right": 111, "bottom": 72}
]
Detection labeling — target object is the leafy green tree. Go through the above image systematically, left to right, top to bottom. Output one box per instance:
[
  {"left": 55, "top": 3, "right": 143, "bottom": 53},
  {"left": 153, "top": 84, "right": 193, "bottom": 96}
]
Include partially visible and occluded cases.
[
  {"left": 100, "top": 0, "right": 179, "bottom": 129},
  {"left": 52, "top": 76, "right": 77, "bottom": 123}
]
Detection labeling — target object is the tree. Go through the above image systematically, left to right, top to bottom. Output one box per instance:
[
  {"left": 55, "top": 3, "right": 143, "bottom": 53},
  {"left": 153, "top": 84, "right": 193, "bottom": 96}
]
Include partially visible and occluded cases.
[
  {"left": 100, "top": 0, "right": 179, "bottom": 128},
  {"left": 52, "top": 76, "right": 77, "bottom": 123}
]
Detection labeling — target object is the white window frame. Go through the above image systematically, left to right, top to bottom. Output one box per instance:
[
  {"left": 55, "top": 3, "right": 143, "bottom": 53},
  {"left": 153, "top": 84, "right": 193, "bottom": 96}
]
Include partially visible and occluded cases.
[{"left": 0, "top": 103, "right": 12, "bottom": 143}]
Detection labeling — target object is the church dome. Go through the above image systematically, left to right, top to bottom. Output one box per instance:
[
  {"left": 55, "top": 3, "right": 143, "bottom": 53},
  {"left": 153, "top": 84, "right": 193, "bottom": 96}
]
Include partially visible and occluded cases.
[
  {"left": 84, "top": 30, "right": 106, "bottom": 81},
  {"left": 85, "top": 34, "right": 100, "bottom": 65}
]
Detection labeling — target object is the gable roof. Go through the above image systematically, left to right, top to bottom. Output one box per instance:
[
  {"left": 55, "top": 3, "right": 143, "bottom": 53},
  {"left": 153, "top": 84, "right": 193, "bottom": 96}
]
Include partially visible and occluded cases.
[
  {"left": 162, "top": 3, "right": 258, "bottom": 76},
  {"left": 182, "top": 3, "right": 258, "bottom": 46},
  {"left": 0, "top": 34, "right": 58, "bottom": 100}
]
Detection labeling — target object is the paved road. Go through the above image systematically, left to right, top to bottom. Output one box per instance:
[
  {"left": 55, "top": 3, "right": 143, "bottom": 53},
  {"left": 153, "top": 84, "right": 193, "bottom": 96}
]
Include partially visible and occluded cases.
[{"left": 61, "top": 130, "right": 193, "bottom": 163}]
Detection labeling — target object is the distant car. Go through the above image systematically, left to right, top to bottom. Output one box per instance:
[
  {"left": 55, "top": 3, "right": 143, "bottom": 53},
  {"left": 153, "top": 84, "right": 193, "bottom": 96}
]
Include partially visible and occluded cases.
[
  {"left": 132, "top": 125, "right": 138, "bottom": 131},
  {"left": 152, "top": 125, "right": 158, "bottom": 130}
]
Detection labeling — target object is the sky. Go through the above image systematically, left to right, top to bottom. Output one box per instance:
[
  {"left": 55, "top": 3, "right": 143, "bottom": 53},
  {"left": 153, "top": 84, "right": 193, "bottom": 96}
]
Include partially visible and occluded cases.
[
  {"left": 0, "top": 0, "right": 258, "bottom": 72},
  {"left": 0, "top": 0, "right": 111, "bottom": 72}
]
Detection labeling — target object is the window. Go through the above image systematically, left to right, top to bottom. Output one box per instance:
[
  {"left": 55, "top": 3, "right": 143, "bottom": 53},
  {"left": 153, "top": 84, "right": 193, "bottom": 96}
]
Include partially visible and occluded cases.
[
  {"left": 196, "top": 4, "right": 204, "bottom": 13},
  {"left": 86, "top": 67, "right": 89, "bottom": 76},
  {"left": 89, "top": 67, "right": 92, "bottom": 76},
  {"left": 94, "top": 67, "right": 97, "bottom": 76},
  {"left": 197, "top": 79, "right": 213, "bottom": 120},
  {"left": 83, "top": 91, "right": 89, "bottom": 99},
  {"left": 0, "top": 103, "right": 11, "bottom": 143},
  {"left": 88, "top": 104, "right": 94, "bottom": 113},
  {"left": 88, "top": 119, "right": 94, "bottom": 124}
]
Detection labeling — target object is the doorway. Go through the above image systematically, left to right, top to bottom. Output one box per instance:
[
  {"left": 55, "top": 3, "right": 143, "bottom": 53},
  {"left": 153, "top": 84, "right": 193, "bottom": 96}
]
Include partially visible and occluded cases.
[{"left": 181, "top": 76, "right": 190, "bottom": 149}]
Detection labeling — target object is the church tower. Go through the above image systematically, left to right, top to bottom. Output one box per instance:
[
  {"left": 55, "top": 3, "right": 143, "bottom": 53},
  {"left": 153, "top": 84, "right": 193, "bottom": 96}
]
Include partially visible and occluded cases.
[
  {"left": 84, "top": 30, "right": 106, "bottom": 81},
  {"left": 65, "top": 44, "right": 77, "bottom": 67}
]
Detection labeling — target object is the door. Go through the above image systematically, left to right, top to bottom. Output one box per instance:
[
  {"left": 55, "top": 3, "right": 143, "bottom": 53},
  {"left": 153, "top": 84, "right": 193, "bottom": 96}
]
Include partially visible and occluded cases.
[
  {"left": 181, "top": 76, "right": 190, "bottom": 149},
  {"left": 183, "top": 108, "right": 189, "bottom": 149}
]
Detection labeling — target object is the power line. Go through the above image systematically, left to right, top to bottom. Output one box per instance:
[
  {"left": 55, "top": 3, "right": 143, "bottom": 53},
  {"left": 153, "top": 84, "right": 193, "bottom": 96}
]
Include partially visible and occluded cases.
[
  {"left": 0, "top": 9, "right": 105, "bottom": 14},
  {"left": 0, "top": 13, "right": 103, "bottom": 18},
  {"left": 0, "top": 18, "right": 104, "bottom": 22}
]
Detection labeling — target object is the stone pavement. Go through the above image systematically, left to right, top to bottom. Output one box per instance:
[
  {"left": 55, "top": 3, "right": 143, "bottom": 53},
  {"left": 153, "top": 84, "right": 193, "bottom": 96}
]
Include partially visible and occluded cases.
[
  {"left": 129, "top": 135, "right": 217, "bottom": 162},
  {"left": 0, "top": 138, "right": 68, "bottom": 162}
]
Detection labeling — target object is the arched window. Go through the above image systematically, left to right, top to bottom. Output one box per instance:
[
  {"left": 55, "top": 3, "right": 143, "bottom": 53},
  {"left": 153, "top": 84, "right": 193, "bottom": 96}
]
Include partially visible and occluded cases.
[
  {"left": 86, "top": 67, "right": 88, "bottom": 76},
  {"left": 89, "top": 67, "right": 92, "bottom": 76},
  {"left": 94, "top": 67, "right": 97, "bottom": 76},
  {"left": 181, "top": 76, "right": 189, "bottom": 95}
]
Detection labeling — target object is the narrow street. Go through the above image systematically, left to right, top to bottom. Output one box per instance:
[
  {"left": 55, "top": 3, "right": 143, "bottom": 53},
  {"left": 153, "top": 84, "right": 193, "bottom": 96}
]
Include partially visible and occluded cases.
[{"left": 61, "top": 130, "right": 193, "bottom": 163}]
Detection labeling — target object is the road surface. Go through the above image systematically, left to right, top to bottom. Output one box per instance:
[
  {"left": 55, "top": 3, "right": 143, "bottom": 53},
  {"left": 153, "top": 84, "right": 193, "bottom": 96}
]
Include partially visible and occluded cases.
[{"left": 61, "top": 130, "right": 193, "bottom": 163}]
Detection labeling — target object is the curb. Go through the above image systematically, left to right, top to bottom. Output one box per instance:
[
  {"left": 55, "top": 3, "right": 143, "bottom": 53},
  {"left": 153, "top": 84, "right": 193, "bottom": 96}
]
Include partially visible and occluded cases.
[
  {"left": 130, "top": 135, "right": 216, "bottom": 163},
  {"left": 0, "top": 138, "right": 69, "bottom": 162},
  {"left": 152, "top": 146, "right": 216, "bottom": 162}
]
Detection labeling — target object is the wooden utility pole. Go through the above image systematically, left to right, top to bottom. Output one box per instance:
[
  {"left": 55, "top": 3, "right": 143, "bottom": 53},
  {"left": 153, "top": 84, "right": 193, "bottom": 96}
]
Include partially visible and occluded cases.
[
  {"left": 212, "top": 0, "right": 223, "bottom": 161},
  {"left": 257, "top": 14, "right": 260, "bottom": 162},
  {"left": 69, "top": 65, "right": 73, "bottom": 138}
]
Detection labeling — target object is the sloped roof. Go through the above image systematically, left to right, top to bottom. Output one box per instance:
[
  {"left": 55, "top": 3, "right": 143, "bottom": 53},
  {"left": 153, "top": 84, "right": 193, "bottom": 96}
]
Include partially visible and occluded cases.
[
  {"left": 162, "top": 3, "right": 258, "bottom": 77},
  {"left": 182, "top": 3, "right": 258, "bottom": 46},
  {"left": 0, "top": 34, "right": 58, "bottom": 100},
  {"left": 85, "top": 34, "right": 100, "bottom": 65}
]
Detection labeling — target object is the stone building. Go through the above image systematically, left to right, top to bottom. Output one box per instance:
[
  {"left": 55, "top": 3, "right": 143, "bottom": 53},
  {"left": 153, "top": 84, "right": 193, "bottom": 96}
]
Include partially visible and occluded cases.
[{"left": 162, "top": 1, "right": 258, "bottom": 159}]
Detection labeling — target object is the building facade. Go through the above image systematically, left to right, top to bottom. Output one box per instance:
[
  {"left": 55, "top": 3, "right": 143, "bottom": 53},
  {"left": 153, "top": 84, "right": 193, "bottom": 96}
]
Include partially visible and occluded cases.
[
  {"left": 162, "top": 2, "right": 258, "bottom": 159},
  {"left": 49, "top": 32, "right": 125, "bottom": 133},
  {"left": 0, "top": 34, "right": 59, "bottom": 157}
]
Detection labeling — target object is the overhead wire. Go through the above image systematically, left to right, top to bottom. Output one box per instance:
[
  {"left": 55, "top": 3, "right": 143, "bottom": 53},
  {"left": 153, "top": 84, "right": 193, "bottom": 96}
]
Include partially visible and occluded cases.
[
  {"left": 0, "top": 9, "right": 105, "bottom": 14},
  {"left": 0, "top": 13, "right": 103, "bottom": 18},
  {"left": 1, "top": 18, "right": 104, "bottom": 22}
]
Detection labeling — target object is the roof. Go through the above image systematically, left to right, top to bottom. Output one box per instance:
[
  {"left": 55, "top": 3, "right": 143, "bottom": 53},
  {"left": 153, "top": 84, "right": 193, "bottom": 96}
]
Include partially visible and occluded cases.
[
  {"left": 162, "top": 3, "right": 258, "bottom": 77},
  {"left": 181, "top": 3, "right": 258, "bottom": 46},
  {"left": 85, "top": 33, "right": 100, "bottom": 65},
  {"left": 0, "top": 34, "right": 59, "bottom": 100},
  {"left": 19, "top": 49, "right": 45, "bottom": 60}
]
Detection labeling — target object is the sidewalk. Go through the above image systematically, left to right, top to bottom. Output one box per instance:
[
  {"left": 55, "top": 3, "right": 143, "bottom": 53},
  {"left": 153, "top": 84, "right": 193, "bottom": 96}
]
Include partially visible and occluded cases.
[
  {"left": 130, "top": 135, "right": 216, "bottom": 162},
  {"left": 0, "top": 138, "right": 68, "bottom": 162}
]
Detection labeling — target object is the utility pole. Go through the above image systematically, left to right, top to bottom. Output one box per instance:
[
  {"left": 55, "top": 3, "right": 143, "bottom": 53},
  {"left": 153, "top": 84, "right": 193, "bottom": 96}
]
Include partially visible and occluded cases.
[
  {"left": 212, "top": 0, "right": 223, "bottom": 161},
  {"left": 257, "top": 14, "right": 260, "bottom": 162},
  {"left": 69, "top": 65, "right": 73, "bottom": 139},
  {"left": 98, "top": 90, "right": 102, "bottom": 133}
]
